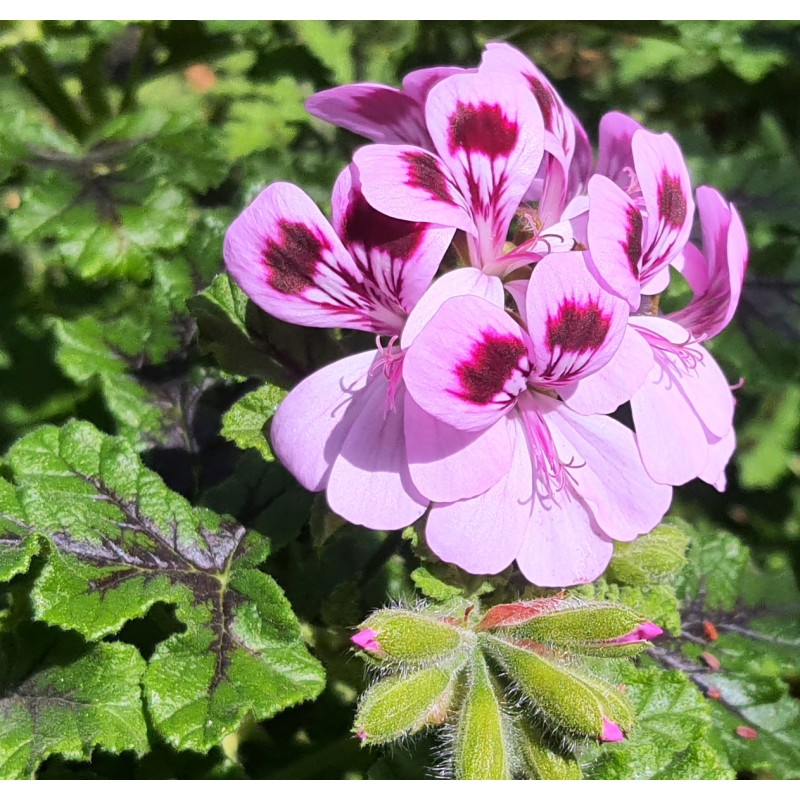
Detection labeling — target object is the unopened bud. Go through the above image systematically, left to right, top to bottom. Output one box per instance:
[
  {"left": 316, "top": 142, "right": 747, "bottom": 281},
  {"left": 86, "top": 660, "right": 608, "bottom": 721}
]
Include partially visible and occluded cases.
[
  {"left": 356, "top": 608, "right": 464, "bottom": 665},
  {"left": 515, "top": 720, "right": 583, "bottom": 779}
]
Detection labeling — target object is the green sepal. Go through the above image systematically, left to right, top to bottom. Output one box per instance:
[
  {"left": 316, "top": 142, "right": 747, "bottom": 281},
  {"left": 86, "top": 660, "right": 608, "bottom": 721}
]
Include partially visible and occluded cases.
[
  {"left": 607, "top": 520, "right": 689, "bottom": 585},
  {"left": 507, "top": 601, "right": 654, "bottom": 657},
  {"left": 359, "top": 609, "right": 465, "bottom": 666},
  {"left": 485, "top": 636, "right": 634, "bottom": 739},
  {"left": 452, "top": 651, "right": 510, "bottom": 780},
  {"left": 354, "top": 657, "right": 464, "bottom": 745},
  {"left": 515, "top": 720, "right": 583, "bottom": 780}
]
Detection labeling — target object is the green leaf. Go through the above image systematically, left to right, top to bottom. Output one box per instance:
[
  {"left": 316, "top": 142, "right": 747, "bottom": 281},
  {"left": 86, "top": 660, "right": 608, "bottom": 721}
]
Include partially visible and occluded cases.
[
  {"left": 289, "top": 22, "right": 355, "bottom": 84},
  {"left": 221, "top": 383, "right": 287, "bottom": 460},
  {"left": 8, "top": 421, "right": 325, "bottom": 752},
  {"left": 0, "top": 477, "right": 39, "bottom": 582},
  {"left": 607, "top": 520, "right": 690, "bottom": 585},
  {"left": 410, "top": 567, "right": 463, "bottom": 602},
  {"left": 0, "top": 641, "right": 148, "bottom": 779},
  {"left": 586, "top": 664, "right": 733, "bottom": 780}
]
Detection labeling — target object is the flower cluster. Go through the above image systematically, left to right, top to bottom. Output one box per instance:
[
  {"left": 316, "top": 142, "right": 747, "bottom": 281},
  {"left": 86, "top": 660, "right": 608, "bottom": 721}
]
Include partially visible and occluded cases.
[{"left": 224, "top": 43, "right": 748, "bottom": 587}]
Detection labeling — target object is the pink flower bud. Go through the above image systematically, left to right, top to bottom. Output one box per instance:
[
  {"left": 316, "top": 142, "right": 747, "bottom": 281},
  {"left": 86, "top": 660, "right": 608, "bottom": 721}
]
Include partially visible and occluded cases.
[
  {"left": 612, "top": 620, "right": 663, "bottom": 644},
  {"left": 351, "top": 628, "right": 381, "bottom": 653},
  {"left": 600, "top": 718, "right": 625, "bottom": 743}
]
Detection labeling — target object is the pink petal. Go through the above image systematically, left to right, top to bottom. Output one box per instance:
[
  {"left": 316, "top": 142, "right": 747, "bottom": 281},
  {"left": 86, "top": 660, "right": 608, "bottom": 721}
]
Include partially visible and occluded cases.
[
  {"left": 402, "top": 66, "right": 467, "bottom": 104},
  {"left": 425, "top": 71, "right": 544, "bottom": 266},
  {"left": 305, "top": 83, "right": 430, "bottom": 147},
  {"left": 596, "top": 111, "right": 641, "bottom": 187},
  {"left": 567, "top": 114, "right": 594, "bottom": 197},
  {"left": 633, "top": 128, "right": 695, "bottom": 282},
  {"left": 354, "top": 144, "right": 475, "bottom": 235},
  {"left": 331, "top": 165, "right": 453, "bottom": 316},
  {"left": 587, "top": 174, "right": 644, "bottom": 308},
  {"left": 224, "top": 182, "right": 399, "bottom": 334},
  {"left": 669, "top": 186, "right": 748, "bottom": 340},
  {"left": 673, "top": 241, "right": 709, "bottom": 297},
  {"left": 525, "top": 252, "right": 629, "bottom": 385},
  {"left": 401, "top": 267, "right": 504, "bottom": 349},
  {"left": 404, "top": 295, "right": 530, "bottom": 433},
  {"left": 633, "top": 317, "right": 734, "bottom": 438},
  {"left": 561, "top": 324, "right": 654, "bottom": 415},
  {"left": 271, "top": 351, "right": 376, "bottom": 492},
  {"left": 630, "top": 358, "right": 709, "bottom": 486},
  {"left": 326, "top": 382, "right": 428, "bottom": 530},
  {"left": 405, "top": 397, "right": 513, "bottom": 503},
  {"left": 542, "top": 398, "right": 673, "bottom": 541},
  {"left": 424, "top": 417, "right": 532, "bottom": 575},
  {"left": 699, "top": 426, "right": 736, "bottom": 492},
  {"left": 515, "top": 483, "right": 613, "bottom": 587}
]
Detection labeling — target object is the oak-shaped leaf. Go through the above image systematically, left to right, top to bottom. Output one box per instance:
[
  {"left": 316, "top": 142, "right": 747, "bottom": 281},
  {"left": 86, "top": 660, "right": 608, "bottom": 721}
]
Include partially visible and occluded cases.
[
  {"left": 221, "top": 383, "right": 287, "bottom": 460},
  {"left": 7, "top": 421, "right": 325, "bottom": 751},
  {"left": 0, "top": 477, "right": 39, "bottom": 582},
  {"left": 0, "top": 640, "right": 148, "bottom": 779}
]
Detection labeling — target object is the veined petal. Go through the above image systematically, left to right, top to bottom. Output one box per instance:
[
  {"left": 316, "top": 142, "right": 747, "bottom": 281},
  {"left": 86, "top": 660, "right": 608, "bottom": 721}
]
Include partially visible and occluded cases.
[
  {"left": 402, "top": 66, "right": 467, "bottom": 104},
  {"left": 426, "top": 71, "right": 544, "bottom": 266},
  {"left": 305, "top": 83, "right": 430, "bottom": 147},
  {"left": 596, "top": 111, "right": 641, "bottom": 187},
  {"left": 567, "top": 113, "right": 594, "bottom": 198},
  {"left": 634, "top": 129, "right": 695, "bottom": 280},
  {"left": 354, "top": 144, "right": 475, "bottom": 235},
  {"left": 331, "top": 165, "right": 453, "bottom": 317},
  {"left": 587, "top": 174, "right": 644, "bottom": 308},
  {"left": 224, "top": 182, "right": 401, "bottom": 333},
  {"left": 669, "top": 186, "right": 748, "bottom": 340},
  {"left": 526, "top": 252, "right": 629, "bottom": 386},
  {"left": 401, "top": 267, "right": 504, "bottom": 348},
  {"left": 404, "top": 295, "right": 530, "bottom": 432},
  {"left": 633, "top": 317, "right": 734, "bottom": 438},
  {"left": 562, "top": 323, "right": 654, "bottom": 415},
  {"left": 271, "top": 351, "right": 376, "bottom": 492},
  {"left": 630, "top": 359, "right": 709, "bottom": 486},
  {"left": 326, "top": 381, "right": 428, "bottom": 530},
  {"left": 406, "top": 397, "right": 513, "bottom": 502},
  {"left": 541, "top": 397, "right": 673, "bottom": 541},
  {"left": 424, "top": 417, "right": 532, "bottom": 575},
  {"left": 516, "top": 488, "right": 613, "bottom": 587}
]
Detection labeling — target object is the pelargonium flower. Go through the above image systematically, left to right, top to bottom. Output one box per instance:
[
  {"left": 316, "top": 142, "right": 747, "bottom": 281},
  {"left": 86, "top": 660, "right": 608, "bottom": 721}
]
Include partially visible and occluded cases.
[
  {"left": 223, "top": 164, "right": 455, "bottom": 529},
  {"left": 569, "top": 184, "right": 747, "bottom": 488},
  {"left": 403, "top": 251, "right": 672, "bottom": 586}
]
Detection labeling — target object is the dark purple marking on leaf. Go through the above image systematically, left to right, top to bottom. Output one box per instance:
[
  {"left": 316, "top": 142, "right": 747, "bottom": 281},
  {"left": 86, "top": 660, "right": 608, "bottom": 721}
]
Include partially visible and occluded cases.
[
  {"left": 527, "top": 76, "right": 554, "bottom": 130},
  {"left": 447, "top": 101, "right": 519, "bottom": 158},
  {"left": 402, "top": 151, "right": 455, "bottom": 205},
  {"left": 658, "top": 172, "right": 687, "bottom": 228},
  {"left": 342, "top": 191, "right": 424, "bottom": 262},
  {"left": 623, "top": 206, "right": 643, "bottom": 277},
  {"left": 262, "top": 221, "right": 325, "bottom": 295},
  {"left": 546, "top": 300, "right": 611, "bottom": 353},
  {"left": 455, "top": 331, "right": 527, "bottom": 405},
  {"left": 51, "top": 473, "right": 252, "bottom": 693}
]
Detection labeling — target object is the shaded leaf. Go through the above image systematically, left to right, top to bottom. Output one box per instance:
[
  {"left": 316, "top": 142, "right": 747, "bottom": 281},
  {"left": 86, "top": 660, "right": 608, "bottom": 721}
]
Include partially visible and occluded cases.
[{"left": 221, "top": 383, "right": 287, "bottom": 460}]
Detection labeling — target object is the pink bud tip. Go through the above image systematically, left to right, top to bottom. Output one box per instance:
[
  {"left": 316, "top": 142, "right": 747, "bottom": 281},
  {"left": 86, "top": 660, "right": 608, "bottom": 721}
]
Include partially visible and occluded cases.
[
  {"left": 609, "top": 621, "right": 664, "bottom": 644},
  {"left": 351, "top": 628, "right": 381, "bottom": 653},
  {"left": 601, "top": 719, "right": 625, "bottom": 743},
  {"left": 736, "top": 726, "right": 758, "bottom": 740},
  {"left": 357, "top": 731, "right": 367, "bottom": 742}
]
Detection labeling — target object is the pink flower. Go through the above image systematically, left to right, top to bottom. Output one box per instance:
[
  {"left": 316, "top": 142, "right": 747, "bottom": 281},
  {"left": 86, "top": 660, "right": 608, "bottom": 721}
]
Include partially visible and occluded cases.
[
  {"left": 224, "top": 165, "right": 455, "bottom": 530},
  {"left": 402, "top": 252, "right": 672, "bottom": 586}
]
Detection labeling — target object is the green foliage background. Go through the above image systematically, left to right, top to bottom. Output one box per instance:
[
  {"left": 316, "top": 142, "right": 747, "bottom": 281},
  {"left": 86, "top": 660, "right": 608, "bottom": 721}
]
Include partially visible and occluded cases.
[{"left": 0, "top": 21, "right": 799, "bottom": 779}]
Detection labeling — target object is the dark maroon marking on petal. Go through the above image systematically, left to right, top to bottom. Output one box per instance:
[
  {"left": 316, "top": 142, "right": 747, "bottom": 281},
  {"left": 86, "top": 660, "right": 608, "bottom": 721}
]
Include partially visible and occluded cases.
[
  {"left": 527, "top": 76, "right": 554, "bottom": 130},
  {"left": 447, "top": 102, "right": 519, "bottom": 158},
  {"left": 403, "top": 151, "right": 456, "bottom": 205},
  {"left": 658, "top": 172, "right": 687, "bottom": 228},
  {"left": 342, "top": 191, "right": 424, "bottom": 262},
  {"left": 623, "top": 206, "right": 643, "bottom": 277},
  {"left": 262, "top": 221, "right": 324, "bottom": 295},
  {"left": 546, "top": 300, "right": 611, "bottom": 353},
  {"left": 455, "top": 331, "right": 527, "bottom": 405}
]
